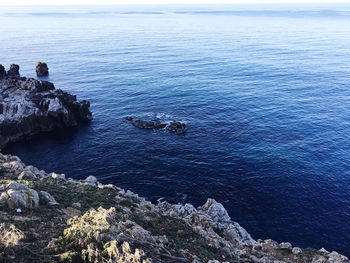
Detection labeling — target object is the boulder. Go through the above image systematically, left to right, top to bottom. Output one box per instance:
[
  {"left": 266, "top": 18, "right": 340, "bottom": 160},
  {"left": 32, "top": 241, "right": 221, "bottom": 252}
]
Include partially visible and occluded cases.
[
  {"left": 36, "top": 62, "right": 49, "bottom": 76},
  {"left": 7, "top": 64, "right": 20, "bottom": 77},
  {"left": 18, "top": 169, "right": 37, "bottom": 180},
  {"left": 85, "top": 175, "right": 98, "bottom": 184},
  {"left": 7, "top": 188, "right": 39, "bottom": 209},
  {"left": 40, "top": 191, "right": 59, "bottom": 206},
  {"left": 292, "top": 247, "right": 302, "bottom": 255}
]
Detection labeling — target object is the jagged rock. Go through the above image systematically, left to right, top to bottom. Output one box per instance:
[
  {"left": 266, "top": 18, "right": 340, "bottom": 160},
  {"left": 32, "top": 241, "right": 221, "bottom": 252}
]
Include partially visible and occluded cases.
[
  {"left": 36, "top": 62, "right": 49, "bottom": 76},
  {"left": 0, "top": 64, "right": 6, "bottom": 78},
  {"left": 7, "top": 64, "right": 20, "bottom": 76},
  {"left": 0, "top": 72, "right": 92, "bottom": 149},
  {"left": 125, "top": 116, "right": 133, "bottom": 121},
  {"left": 166, "top": 121, "right": 186, "bottom": 135},
  {"left": 85, "top": 175, "right": 98, "bottom": 184},
  {"left": 40, "top": 191, "right": 59, "bottom": 206},
  {"left": 199, "top": 198, "right": 231, "bottom": 225},
  {"left": 157, "top": 201, "right": 196, "bottom": 218},
  {"left": 225, "top": 222, "right": 255, "bottom": 246},
  {"left": 328, "top": 251, "right": 349, "bottom": 262}
]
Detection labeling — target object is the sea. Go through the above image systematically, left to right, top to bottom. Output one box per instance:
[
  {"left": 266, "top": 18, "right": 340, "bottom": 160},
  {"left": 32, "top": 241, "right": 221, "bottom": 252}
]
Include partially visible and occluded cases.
[{"left": 1, "top": 3, "right": 350, "bottom": 256}]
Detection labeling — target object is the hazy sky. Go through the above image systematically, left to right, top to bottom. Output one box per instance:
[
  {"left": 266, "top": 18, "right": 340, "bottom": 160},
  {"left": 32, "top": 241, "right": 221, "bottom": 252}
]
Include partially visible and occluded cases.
[{"left": 0, "top": 0, "right": 349, "bottom": 5}]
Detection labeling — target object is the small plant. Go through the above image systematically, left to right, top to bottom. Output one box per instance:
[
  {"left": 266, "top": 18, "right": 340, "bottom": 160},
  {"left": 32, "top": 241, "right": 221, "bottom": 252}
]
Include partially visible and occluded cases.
[
  {"left": 55, "top": 207, "right": 151, "bottom": 263},
  {"left": 0, "top": 223, "right": 24, "bottom": 248}
]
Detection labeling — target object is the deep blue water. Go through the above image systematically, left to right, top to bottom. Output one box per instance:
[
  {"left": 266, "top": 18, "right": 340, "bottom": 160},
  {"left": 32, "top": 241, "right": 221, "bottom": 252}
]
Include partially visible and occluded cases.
[{"left": 1, "top": 4, "right": 350, "bottom": 256}]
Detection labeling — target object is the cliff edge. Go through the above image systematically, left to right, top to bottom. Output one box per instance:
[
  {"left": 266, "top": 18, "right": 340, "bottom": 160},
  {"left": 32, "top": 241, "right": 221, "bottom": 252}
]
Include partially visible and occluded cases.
[{"left": 0, "top": 153, "right": 348, "bottom": 263}]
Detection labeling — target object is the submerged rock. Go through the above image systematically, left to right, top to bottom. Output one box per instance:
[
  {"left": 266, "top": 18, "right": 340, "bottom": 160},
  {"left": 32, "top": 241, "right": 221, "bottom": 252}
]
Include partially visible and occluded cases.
[
  {"left": 36, "top": 62, "right": 49, "bottom": 76},
  {"left": 0, "top": 66, "right": 92, "bottom": 149}
]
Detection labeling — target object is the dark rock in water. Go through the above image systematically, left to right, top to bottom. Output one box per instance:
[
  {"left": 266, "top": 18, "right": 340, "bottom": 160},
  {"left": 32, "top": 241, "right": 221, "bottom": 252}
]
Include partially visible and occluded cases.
[
  {"left": 36, "top": 62, "right": 49, "bottom": 77},
  {"left": 0, "top": 64, "right": 6, "bottom": 78},
  {"left": 7, "top": 64, "right": 20, "bottom": 77},
  {"left": 0, "top": 70, "right": 92, "bottom": 149},
  {"left": 126, "top": 116, "right": 185, "bottom": 135},
  {"left": 132, "top": 120, "right": 157, "bottom": 129},
  {"left": 166, "top": 121, "right": 186, "bottom": 135}
]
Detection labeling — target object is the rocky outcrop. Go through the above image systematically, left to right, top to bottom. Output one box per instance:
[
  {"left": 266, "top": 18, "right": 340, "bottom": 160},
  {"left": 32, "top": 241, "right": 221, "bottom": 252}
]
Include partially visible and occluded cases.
[
  {"left": 35, "top": 62, "right": 49, "bottom": 76},
  {"left": 0, "top": 64, "right": 92, "bottom": 149},
  {"left": 7, "top": 64, "right": 20, "bottom": 77},
  {"left": 125, "top": 116, "right": 186, "bottom": 135},
  {"left": 0, "top": 152, "right": 349, "bottom": 263},
  {"left": 0, "top": 181, "right": 39, "bottom": 209}
]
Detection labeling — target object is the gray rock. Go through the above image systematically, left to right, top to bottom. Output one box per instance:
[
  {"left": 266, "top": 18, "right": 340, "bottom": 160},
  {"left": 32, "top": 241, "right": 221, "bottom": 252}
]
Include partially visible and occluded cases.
[
  {"left": 36, "top": 62, "right": 49, "bottom": 76},
  {"left": 18, "top": 169, "right": 37, "bottom": 180},
  {"left": 85, "top": 175, "right": 98, "bottom": 184},
  {"left": 7, "top": 181, "right": 29, "bottom": 191},
  {"left": 7, "top": 188, "right": 39, "bottom": 209},
  {"left": 40, "top": 191, "right": 59, "bottom": 206},
  {"left": 0, "top": 192, "right": 9, "bottom": 203},
  {"left": 199, "top": 198, "right": 231, "bottom": 224},
  {"left": 225, "top": 222, "right": 255, "bottom": 246},
  {"left": 292, "top": 247, "right": 302, "bottom": 255}
]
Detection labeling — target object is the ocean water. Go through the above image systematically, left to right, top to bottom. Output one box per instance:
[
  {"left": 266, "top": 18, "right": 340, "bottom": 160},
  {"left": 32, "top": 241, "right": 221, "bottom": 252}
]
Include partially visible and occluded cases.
[{"left": 1, "top": 4, "right": 350, "bottom": 256}]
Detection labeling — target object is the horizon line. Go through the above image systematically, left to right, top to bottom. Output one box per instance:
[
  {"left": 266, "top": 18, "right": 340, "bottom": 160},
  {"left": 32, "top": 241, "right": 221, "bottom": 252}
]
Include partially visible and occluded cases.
[{"left": 1, "top": 1, "right": 350, "bottom": 6}]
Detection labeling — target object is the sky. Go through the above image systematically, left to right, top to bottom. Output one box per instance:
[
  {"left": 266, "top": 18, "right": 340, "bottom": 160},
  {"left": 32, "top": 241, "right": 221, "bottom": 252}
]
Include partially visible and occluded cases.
[{"left": 0, "top": 0, "right": 349, "bottom": 5}]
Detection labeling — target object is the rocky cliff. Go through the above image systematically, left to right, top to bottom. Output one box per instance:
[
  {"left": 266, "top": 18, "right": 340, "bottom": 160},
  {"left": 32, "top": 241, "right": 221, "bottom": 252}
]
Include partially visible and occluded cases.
[
  {"left": 0, "top": 64, "right": 92, "bottom": 149},
  {"left": 0, "top": 153, "right": 348, "bottom": 263}
]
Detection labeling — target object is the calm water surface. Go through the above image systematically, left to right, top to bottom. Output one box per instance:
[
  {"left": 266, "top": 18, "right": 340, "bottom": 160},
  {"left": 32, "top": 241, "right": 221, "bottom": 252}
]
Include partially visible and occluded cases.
[{"left": 1, "top": 4, "right": 350, "bottom": 255}]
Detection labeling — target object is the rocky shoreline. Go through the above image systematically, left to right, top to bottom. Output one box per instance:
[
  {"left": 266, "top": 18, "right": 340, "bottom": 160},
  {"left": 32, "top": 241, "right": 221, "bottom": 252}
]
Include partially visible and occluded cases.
[
  {"left": 0, "top": 64, "right": 92, "bottom": 149},
  {"left": 0, "top": 153, "right": 349, "bottom": 262}
]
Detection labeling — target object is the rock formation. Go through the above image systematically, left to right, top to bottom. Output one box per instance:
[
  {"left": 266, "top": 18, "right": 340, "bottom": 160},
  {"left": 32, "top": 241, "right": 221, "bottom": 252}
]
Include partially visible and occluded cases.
[
  {"left": 35, "top": 62, "right": 49, "bottom": 76},
  {"left": 0, "top": 64, "right": 92, "bottom": 149},
  {"left": 7, "top": 64, "right": 19, "bottom": 77},
  {"left": 125, "top": 116, "right": 186, "bottom": 135}
]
